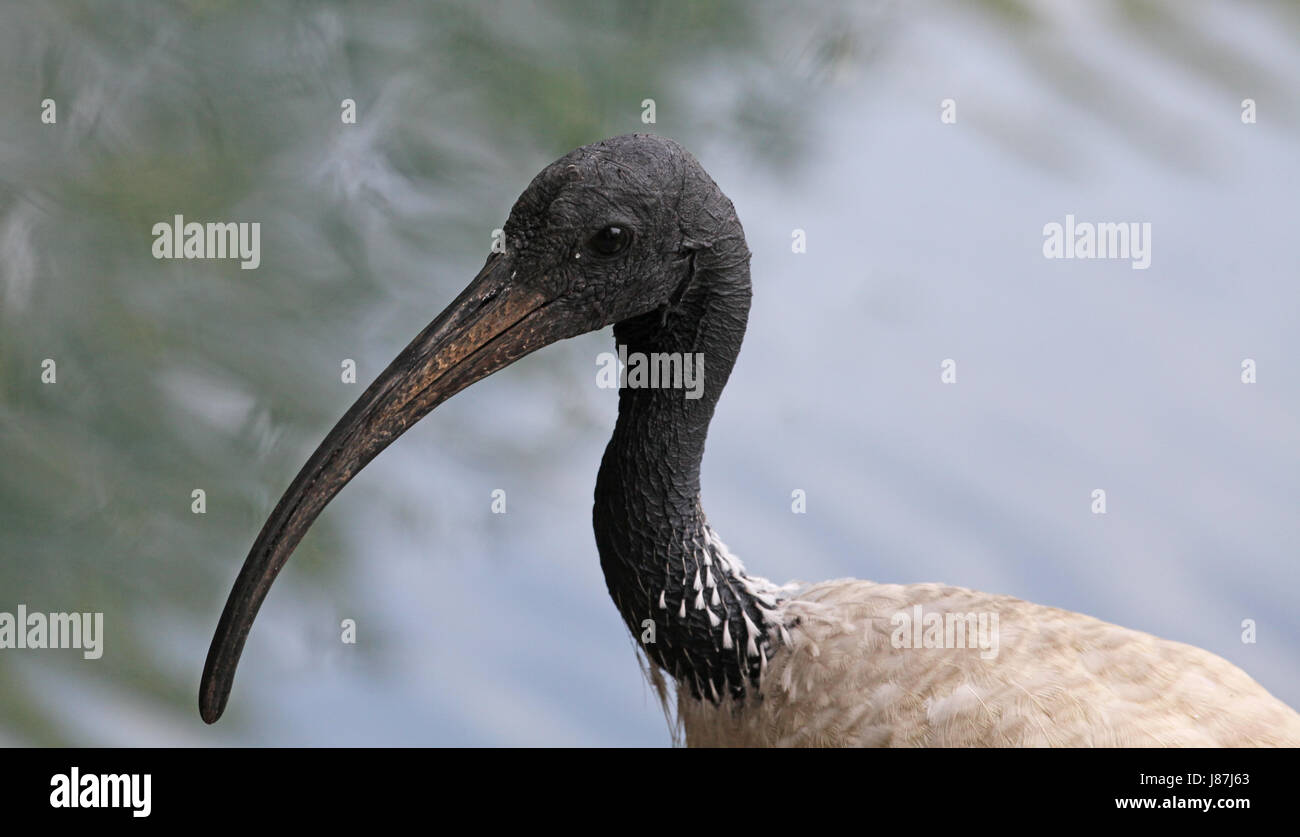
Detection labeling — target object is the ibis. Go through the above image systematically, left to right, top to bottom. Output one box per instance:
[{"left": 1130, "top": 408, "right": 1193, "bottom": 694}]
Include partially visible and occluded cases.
[{"left": 200, "top": 133, "right": 1300, "bottom": 746}]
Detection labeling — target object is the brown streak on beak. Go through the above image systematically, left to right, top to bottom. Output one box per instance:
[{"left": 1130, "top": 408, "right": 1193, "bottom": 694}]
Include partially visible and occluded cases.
[{"left": 200, "top": 255, "right": 560, "bottom": 723}]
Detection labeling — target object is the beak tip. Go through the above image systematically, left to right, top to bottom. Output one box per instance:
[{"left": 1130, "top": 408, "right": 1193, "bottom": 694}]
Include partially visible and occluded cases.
[{"left": 199, "top": 683, "right": 228, "bottom": 724}]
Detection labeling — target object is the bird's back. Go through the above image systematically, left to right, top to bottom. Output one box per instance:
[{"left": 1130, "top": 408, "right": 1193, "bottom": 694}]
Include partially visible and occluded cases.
[{"left": 679, "top": 579, "right": 1300, "bottom": 747}]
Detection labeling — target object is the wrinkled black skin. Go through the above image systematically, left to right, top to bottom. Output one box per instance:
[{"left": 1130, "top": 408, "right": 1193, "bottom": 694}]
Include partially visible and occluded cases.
[{"left": 505, "top": 134, "right": 767, "bottom": 701}]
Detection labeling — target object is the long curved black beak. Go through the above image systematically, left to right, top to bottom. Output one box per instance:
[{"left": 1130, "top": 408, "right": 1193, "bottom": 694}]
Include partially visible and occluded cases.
[{"left": 200, "top": 254, "right": 567, "bottom": 723}]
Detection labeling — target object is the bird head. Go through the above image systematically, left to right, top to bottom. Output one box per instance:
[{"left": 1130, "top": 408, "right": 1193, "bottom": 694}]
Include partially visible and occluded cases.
[{"left": 199, "top": 133, "right": 743, "bottom": 723}]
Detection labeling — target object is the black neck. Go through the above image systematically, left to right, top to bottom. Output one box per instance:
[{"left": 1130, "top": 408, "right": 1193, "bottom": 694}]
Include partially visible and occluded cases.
[{"left": 592, "top": 244, "right": 781, "bottom": 702}]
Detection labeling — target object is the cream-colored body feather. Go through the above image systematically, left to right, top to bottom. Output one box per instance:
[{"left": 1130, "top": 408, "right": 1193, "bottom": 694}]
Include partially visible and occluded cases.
[{"left": 678, "top": 579, "right": 1300, "bottom": 747}]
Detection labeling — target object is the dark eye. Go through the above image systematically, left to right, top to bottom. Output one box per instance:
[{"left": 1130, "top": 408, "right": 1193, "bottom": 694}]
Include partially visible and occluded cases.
[{"left": 586, "top": 225, "right": 632, "bottom": 257}]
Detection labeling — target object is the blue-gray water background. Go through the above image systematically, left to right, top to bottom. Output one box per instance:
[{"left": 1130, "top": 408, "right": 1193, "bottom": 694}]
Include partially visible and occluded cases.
[{"left": 1, "top": 0, "right": 1297, "bottom": 745}]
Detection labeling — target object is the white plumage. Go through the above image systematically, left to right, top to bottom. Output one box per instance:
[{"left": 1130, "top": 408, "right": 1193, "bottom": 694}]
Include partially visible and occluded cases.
[{"left": 676, "top": 573, "right": 1300, "bottom": 747}]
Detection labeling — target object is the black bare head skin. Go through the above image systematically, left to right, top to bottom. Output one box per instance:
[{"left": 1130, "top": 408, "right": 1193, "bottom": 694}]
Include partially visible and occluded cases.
[{"left": 504, "top": 133, "right": 750, "bottom": 338}]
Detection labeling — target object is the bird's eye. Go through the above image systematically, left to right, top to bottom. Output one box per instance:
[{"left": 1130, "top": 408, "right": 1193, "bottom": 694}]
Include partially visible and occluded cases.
[{"left": 586, "top": 225, "right": 632, "bottom": 257}]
